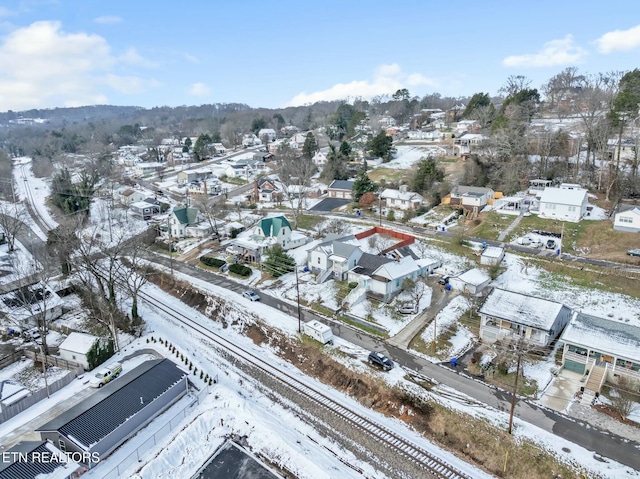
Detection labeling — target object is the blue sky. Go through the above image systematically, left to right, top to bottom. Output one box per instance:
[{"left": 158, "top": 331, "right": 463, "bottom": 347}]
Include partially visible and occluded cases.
[{"left": 0, "top": 0, "right": 639, "bottom": 112}]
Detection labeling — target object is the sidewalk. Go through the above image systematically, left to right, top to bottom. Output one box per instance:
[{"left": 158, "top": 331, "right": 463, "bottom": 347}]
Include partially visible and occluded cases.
[
  {"left": 497, "top": 212, "right": 524, "bottom": 242},
  {"left": 387, "top": 286, "right": 458, "bottom": 349}
]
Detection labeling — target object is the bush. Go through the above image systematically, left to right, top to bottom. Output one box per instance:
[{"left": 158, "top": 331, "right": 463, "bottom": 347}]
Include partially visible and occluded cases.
[
  {"left": 200, "top": 256, "right": 226, "bottom": 268},
  {"left": 229, "top": 263, "right": 252, "bottom": 277},
  {"left": 348, "top": 282, "right": 358, "bottom": 290}
]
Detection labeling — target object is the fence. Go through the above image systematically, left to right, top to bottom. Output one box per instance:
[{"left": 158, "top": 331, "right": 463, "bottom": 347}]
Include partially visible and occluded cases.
[
  {"left": 0, "top": 349, "right": 26, "bottom": 369},
  {"left": 23, "top": 349, "right": 83, "bottom": 370},
  {"left": 0, "top": 365, "right": 84, "bottom": 423},
  {"left": 97, "top": 386, "right": 209, "bottom": 479}
]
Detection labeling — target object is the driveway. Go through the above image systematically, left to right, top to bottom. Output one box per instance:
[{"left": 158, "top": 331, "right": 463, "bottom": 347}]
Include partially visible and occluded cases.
[{"left": 308, "top": 198, "right": 350, "bottom": 212}]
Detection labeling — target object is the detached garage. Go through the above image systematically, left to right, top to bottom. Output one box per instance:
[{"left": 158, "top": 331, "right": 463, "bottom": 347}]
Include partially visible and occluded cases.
[
  {"left": 58, "top": 332, "right": 99, "bottom": 370},
  {"left": 37, "top": 359, "right": 188, "bottom": 468}
]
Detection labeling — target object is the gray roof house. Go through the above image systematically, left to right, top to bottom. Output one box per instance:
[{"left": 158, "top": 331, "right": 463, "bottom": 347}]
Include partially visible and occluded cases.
[
  {"left": 307, "top": 236, "right": 363, "bottom": 282},
  {"left": 478, "top": 289, "right": 571, "bottom": 347},
  {"left": 36, "top": 359, "right": 188, "bottom": 468}
]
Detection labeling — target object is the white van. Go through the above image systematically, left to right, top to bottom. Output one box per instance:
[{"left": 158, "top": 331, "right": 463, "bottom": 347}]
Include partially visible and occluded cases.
[
  {"left": 303, "top": 321, "right": 334, "bottom": 345},
  {"left": 90, "top": 362, "right": 123, "bottom": 388}
]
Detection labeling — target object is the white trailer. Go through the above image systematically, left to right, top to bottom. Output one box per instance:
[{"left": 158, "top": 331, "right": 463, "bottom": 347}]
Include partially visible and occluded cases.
[{"left": 303, "top": 320, "right": 334, "bottom": 345}]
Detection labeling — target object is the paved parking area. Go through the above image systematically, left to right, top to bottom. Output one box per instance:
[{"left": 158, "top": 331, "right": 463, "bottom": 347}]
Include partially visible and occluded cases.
[{"left": 538, "top": 369, "right": 584, "bottom": 412}]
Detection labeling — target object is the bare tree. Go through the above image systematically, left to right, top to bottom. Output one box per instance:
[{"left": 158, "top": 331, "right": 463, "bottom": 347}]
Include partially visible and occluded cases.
[
  {"left": 277, "top": 142, "right": 317, "bottom": 229},
  {"left": 191, "top": 196, "right": 224, "bottom": 239},
  {"left": 0, "top": 203, "right": 27, "bottom": 252},
  {"left": 118, "top": 238, "right": 151, "bottom": 329},
  {"left": 401, "top": 277, "right": 428, "bottom": 306},
  {"left": 609, "top": 376, "right": 640, "bottom": 421}
]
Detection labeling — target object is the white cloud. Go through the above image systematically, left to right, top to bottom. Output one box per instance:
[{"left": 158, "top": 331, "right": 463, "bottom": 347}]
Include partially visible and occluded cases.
[
  {"left": 93, "top": 15, "right": 122, "bottom": 25},
  {"left": 0, "top": 21, "right": 158, "bottom": 111},
  {"left": 595, "top": 24, "right": 640, "bottom": 53},
  {"left": 503, "top": 35, "right": 587, "bottom": 68},
  {"left": 118, "top": 47, "right": 158, "bottom": 68},
  {"left": 185, "top": 53, "right": 199, "bottom": 64},
  {"left": 287, "top": 64, "right": 436, "bottom": 106},
  {"left": 189, "top": 82, "right": 210, "bottom": 97}
]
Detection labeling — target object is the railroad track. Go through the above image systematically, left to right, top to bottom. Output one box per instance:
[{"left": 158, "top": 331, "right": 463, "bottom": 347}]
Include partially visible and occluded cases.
[
  {"left": 20, "top": 163, "right": 56, "bottom": 233},
  {"left": 137, "top": 288, "right": 474, "bottom": 479}
]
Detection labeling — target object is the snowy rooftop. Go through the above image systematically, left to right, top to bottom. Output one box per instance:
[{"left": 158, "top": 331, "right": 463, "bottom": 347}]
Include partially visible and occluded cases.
[
  {"left": 539, "top": 187, "right": 587, "bottom": 207},
  {"left": 481, "top": 246, "right": 504, "bottom": 259},
  {"left": 455, "top": 268, "right": 490, "bottom": 286},
  {"left": 479, "top": 288, "right": 567, "bottom": 330},
  {"left": 561, "top": 312, "right": 640, "bottom": 363},
  {"left": 58, "top": 332, "right": 98, "bottom": 354}
]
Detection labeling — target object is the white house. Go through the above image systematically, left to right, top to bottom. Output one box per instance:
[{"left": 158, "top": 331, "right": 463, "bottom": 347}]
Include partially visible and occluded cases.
[
  {"left": 258, "top": 128, "right": 277, "bottom": 142},
  {"left": 407, "top": 129, "right": 441, "bottom": 141},
  {"left": 454, "top": 134, "right": 487, "bottom": 155},
  {"left": 313, "top": 151, "right": 328, "bottom": 166},
  {"left": 134, "top": 162, "right": 164, "bottom": 178},
  {"left": 449, "top": 185, "right": 494, "bottom": 209},
  {"left": 535, "top": 185, "right": 589, "bottom": 222},
  {"left": 380, "top": 186, "right": 425, "bottom": 211},
  {"left": 130, "top": 200, "right": 161, "bottom": 220},
  {"left": 613, "top": 205, "right": 640, "bottom": 233},
  {"left": 170, "top": 206, "right": 211, "bottom": 239},
  {"left": 307, "top": 236, "right": 363, "bottom": 282},
  {"left": 480, "top": 246, "right": 504, "bottom": 266},
  {"left": 0, "top": 283, "right": 63, "bottom": 332},
  {"left": 478, "top": 288, "right": 572, "bottom": 347},
  {"left": 58, "top": 332, "right": 99, "bottom": 370}
]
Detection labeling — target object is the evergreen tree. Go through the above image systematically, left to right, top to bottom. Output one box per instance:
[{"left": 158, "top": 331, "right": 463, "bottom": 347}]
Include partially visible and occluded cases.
[
  {"left": 367, "top": 131, "right": 394, "bottom": 162},
  {"left": 302, "top": 132, "right": 319, "bottom": 159},
  {"left": 411, "top": 157, "right": 445, "bottom": 194},
  {"left": 352, "top": 171, "right": 377, "bottom": 202},
  {"left": 263, "top": 244, "right": 296, "bottom": 277}
]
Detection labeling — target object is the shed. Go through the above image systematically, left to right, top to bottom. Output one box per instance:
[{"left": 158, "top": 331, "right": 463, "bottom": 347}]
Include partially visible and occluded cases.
[
  {"left": 480, "top": 246, "right": 504, "bottom": 266},
  {"left": 448, "top": 268, "right": 491, "bottom": 294},
  {"left": 58, "top": 332, "right": 99, "bottom": 370},
  {"left": 36, "top": 359, "right": 188, "bottom": 468},
  {"left": 0, "top": 380, "right": 31, "bottom": 410}
]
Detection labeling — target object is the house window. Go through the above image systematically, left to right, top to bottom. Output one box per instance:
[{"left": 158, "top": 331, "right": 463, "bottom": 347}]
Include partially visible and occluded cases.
[
  {"left": 568, "top": 206, "right": 576, "bottom": 212},
  {"left": 619, "top": 216, "right": 633, "bottom": 224},
  {"left": 317, "top": 257, "right": 320, "bottom": 264},
  {"left": 72, "top": 354, "right": 76, "bottom": 360},
  {"left": 59, "top": 439, "right": 66, "bottom": 451}
]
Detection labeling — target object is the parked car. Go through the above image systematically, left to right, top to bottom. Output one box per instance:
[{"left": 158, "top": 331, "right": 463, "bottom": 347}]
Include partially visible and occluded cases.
[
  {"left": 517, "top": 236, "right": 532, "bottom": 245},
  {"left": 529, "top": 239, "right": 543, "bottom": 248},
  {"left": 545, "top": 239, "right": 556, "bottom": 249},
  {"left": 628, "top": 249, "right": 640, "bottom": 257},
  {"left": 437, "top": 276, "right": 450, "bottom": 285},
  {"left": 242, "top": 291, "right": 260, "bottom": 301},
  {"left": 397, "top": 303, "right": 418, "bottom": 314},
  {"left": 22, "top": 328, "right": 41, "bottom": 342},
  {"left": 368, "top": 351, "right": 394, "bottom": 371},
  {"left": 90, "top": 362, "right": 123, "bottom": 388}
]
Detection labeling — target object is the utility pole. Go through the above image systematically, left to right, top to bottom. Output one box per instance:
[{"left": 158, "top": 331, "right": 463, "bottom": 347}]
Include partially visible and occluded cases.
[
  {"left": 378, "top": 196, "right": 382, "bottom": 226},
  {"left": 295, "top": 265, "right": 302, "bottom": 333},
  {"left": 508, "top": 343, "right": 523, "bottom": 435}
]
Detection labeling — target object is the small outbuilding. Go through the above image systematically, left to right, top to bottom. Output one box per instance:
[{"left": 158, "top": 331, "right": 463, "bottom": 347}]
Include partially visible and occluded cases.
[
  {"left": 480, "top": 246, "right": 504, "bottom": 266},
  {"left": 448, "top": 268, "right": 491, "bottom": 294},
  {"left": 58, "top": 332, "right": 99, "bottom": 370},
  {"left": 36, "top": 359, "right": 188, "bottom": 468}
]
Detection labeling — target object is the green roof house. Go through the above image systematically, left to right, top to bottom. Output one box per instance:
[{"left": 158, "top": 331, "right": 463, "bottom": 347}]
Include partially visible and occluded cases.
[{"left": 170, "top": 206, "right": 210, "bottom": 238}]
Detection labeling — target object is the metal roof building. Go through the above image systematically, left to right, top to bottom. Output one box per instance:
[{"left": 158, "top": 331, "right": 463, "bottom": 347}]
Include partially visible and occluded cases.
[
  {"left": 36, "top": 359, "right": 188, "bottom": 468},
  {"left": 0, "top": 440, "right": 83, "bottom": 479}
]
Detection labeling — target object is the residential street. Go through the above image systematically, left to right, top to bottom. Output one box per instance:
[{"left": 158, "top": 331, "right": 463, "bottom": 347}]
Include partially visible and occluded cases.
[{"left": 144, "top": 249, "right": 640, "bottom": 472}]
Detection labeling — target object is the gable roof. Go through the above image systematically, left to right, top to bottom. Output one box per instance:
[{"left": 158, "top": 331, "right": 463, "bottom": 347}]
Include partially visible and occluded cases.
[
  {"left": 328, "top": 180, "right": 354, "bottom": 191},
  {"left": 451, "top": 185, "right": 493, "bottom": 196},
  {"left": 539, "top": 187, "right": 587, "bottom": 207},
  {"left": 380, "top": 188, "right": 424, "bottom": 202},
  {"left": 615, "top": 205, "right": 640, "bottom": 217},
  {"left": 173, "top": 206, "right": 199, "bottom": 225},
  {"left": 257, "top": 216, "right": 291, "bottom": 237},
  {"left": 352, "top": 253, "right": 393, "bottom": 276},
  {"left": 373, "top": 256, "right": 419, "bottom": 280},
  {"left": 455, "top": 268, "right": 491, "bottom": 286},
  {"left": 479, "top": 288, "right": 567, "bottom": 330},
  {"left": 561, "top": 312, "right": 640, "bottom": 363},
  {"left": 58, "top": 332, "right": 98, "bottom": 355},
  {"left": 36, "top": 359, "right": 186, "bottom": 450}
]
